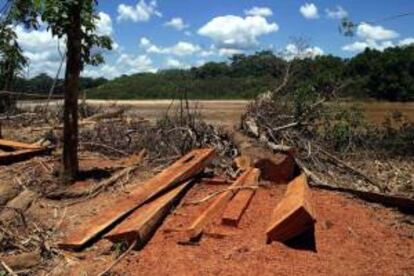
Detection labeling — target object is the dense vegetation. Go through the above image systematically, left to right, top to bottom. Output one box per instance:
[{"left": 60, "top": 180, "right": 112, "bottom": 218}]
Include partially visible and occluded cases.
[
  {"left": 8, "top": 44, "right": 414, "bottom": 101},
  {"left": 11, "top": 73, "right": 108, "bottom": 96}
]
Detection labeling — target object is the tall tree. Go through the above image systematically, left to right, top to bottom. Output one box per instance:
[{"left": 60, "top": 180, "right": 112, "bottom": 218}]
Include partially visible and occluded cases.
[{"left": 5, "top": 0, "right": 112, "bottom": 182}]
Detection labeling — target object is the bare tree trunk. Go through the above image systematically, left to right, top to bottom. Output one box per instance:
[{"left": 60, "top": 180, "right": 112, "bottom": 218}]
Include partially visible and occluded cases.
[
  {"left": 61, "top": 1, "right": 82, "bottom": 183},
  {"left": 1, "top": 62, "right": 15, "bottom": 114}
]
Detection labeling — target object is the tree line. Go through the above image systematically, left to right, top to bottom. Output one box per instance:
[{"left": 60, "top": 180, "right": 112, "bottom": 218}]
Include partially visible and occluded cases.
[
  {"left": 6, "top": 44, "right": 414, "bottom": 101},
  {"left": 86, "top": 45, "right": 413, "bottom": 101},
  {"left": 9, "top": 73, "right": 108, "bottom": 97}
]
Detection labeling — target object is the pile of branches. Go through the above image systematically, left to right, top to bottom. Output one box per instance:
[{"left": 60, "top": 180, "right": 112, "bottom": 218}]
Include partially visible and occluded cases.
[
  {"left": 241, "top": 92, "right": 408, "bottom": 195},
  {"left": 80, "top": 101, "right": 239, "bottom": 167}
]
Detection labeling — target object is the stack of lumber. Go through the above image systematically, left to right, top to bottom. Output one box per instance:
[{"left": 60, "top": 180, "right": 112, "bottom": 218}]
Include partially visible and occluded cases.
[
  {"left": 58, "top": 147, "right": 317, "bottom": 253},
  {"left": 59, "top": 148, "right": 216, "bottom": 250}
]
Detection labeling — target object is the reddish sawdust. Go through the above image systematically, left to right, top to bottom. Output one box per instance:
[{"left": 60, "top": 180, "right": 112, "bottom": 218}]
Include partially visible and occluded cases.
[
  {"left": 19, "top": 154, "right": 413, "bottom": 276},
  {"left": 57, "top": 180, "right": 414, "bottom": 276}
]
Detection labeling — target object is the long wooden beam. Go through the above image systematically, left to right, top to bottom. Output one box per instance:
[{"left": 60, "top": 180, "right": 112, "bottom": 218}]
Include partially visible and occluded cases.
[
  {"left": 0, "top": 139, "right": 41, "bottom": 150},
  {"left": 0, "top": 148, "right": 50, "bottom": 165},
  {"left": 59, "top": 148, "right": 216, "bottom": 251},
  {"left": 185, "top": 168, "right": 253, "bottom": 241},
  {"left": 221, "top": 168, "right": 260, "bottom": 227},
  {"left": 266, "top": 173, "right": 316, "bottom": 243},
  {"left": 104, "top": 180, "right": 192, "bottom": 245}
]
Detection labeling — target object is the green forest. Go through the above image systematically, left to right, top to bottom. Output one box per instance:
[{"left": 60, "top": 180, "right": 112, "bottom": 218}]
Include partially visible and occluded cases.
[{"left": 10, "top": 44, "right": 414, "bottom": 101}]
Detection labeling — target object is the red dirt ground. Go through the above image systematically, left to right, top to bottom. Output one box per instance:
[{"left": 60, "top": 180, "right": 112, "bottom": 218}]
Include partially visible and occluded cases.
[{"left": 55, "top": 179, "right": 414, "bottom": 276}]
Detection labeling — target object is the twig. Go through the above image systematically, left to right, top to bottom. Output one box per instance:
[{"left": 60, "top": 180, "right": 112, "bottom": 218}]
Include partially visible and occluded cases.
[
  {"left": 97, "top": 240, "right": 137, "bottom": 276},
  {"left": 1, "top": 261, "right": 18, "bottom": 276}
]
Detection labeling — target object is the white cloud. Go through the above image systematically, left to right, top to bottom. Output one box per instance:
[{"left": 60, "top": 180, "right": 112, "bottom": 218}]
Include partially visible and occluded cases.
[
  {"left": 117, "top": 0, "right": 162, "bottom": 22},
  {"left": 300, "top": 3, "right": 319, "bottom": 19},
  {"left": 325, "top": 6, "right": 348, "bottom": 19},
  {"left": 244, "top": 7, "right": 273, "bottom": 18},
  {"left": 96, "top": 12, "right": 113, "bottom": 36},
  {"left": 198, "top": 15, "right": 278, "bottom": 50},
  {"left": 164, "top": 17, "right": 188, "bottom": 31},
  {"left": 356, "top": 23, "right": 399, "bottom": 41},
  {"left": 14, "top": 25, "right": 64, "bottom": 77},
  {"left": 139, "top": 37, "right": 151, "bottom": 48},
  {"left": 399, "top": 37, "right": 414, "bottom": 46},
  {"left": 140, "top": 38, "right": 201, "bottom": 56},
  {"left": 342, "top": 39, "right": 394, "bottom": 52},
  {"left": 167, "top": 41, "right": 201, "bottom": 56},
  {"left": 284, "top": 43, "right": 324, "bottom": 60},
  {"left": 218, "top": 48, "right": 244, "bottom": 56},
  {"left": 84, "top": 54, "right": 156, "bottom": 79},
  {"left": 164, "top": 58, "right": 190, "bottom": 69}
]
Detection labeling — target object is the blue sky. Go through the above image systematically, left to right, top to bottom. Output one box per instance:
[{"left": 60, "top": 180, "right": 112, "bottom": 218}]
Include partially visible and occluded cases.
[{"left": 14, "top": 0, "right": 414, "bottom": 78}]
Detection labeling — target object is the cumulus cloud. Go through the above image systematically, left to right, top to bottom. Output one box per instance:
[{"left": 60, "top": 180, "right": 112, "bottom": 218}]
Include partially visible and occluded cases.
[
  {"left": 117, "top": 0, "right": 162, "bottom": 22},
  {"left": 300, "top": 3, "right": 319, "bottom": 19},
  {"left": 325, "top": 6, "right": 348, "bottom": 19},
  {"left": 244, "top": 7, "right": 273, "bottom": 17},
  {"left": 96, "top": 12, "right": 113, "bottom": 36},
  {"left": 198, "top": 15, "right": 278, "bottom": 51},
  {"left": 164, "top": 17, "right": 188, "bottom": 31},
  {"left": 341, "top": 23, "right": 401, "bottom": 53},
  {"left": 356, "top": 23, "right": 399, "bottom": 41},
  {"left": 14, "top": 25, "right": 64, "bottom": 77},
  {"left": 399, "top": 37, "right": 414, "bottom": 46},
  {"left": 140, "top": 38, "right": 201, "bottom": 56},
  {"left": 342, "top": 39, "right": 394, "bottom": 52},
  {"left": 284, "top": 43, "right": 324, "bottom": 60},
  {"left": 218, "top": 48, "right": 244, "bottom": 56},
  {"left": 84, "top": 54, "right": 156, "bottom": 79},
  {"left": 164, "top": 58, "right": 190, "bottom": 69}
]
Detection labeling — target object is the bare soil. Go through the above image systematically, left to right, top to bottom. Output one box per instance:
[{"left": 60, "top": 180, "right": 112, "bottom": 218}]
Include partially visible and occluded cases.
[
  {"left": 18, "top": 99, "right": 414, "bottom": 125},
  {"left": 49, "top": 177, "right": 414, "bottom": 276}
]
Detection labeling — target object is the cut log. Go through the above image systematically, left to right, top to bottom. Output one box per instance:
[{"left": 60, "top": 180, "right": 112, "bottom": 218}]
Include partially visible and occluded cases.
[
  {"left": 230, "top": 131, "right": 295, "bottom": 183},
  {"left": 0, "top": 139, "right": 41, "bottom": 150},
  {"left": 0, "top": 148, "right": 51, "bottom": 165},
  {"left": 59, "top": 148, "right": 216, "bottom": 251},
  {"left": 254, "top": 155, "right": 295, "bottom": 183},
  {"left": 186, "top": 168, "right": 253, "bottom": 241},
  {"left": 221, "top": 168, "right": 260, "bottom": 227},
  {"left": 266, "top": 174, "right": 316, "bottom": 243},
  {"left": 104, "top": 180, "right": 192, "bottom": 245}
]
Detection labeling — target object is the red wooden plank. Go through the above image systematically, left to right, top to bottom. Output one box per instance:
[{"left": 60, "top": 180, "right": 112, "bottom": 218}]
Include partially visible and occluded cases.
[
  {"left": 0, "top": 139, "right": 41, "bottom": 150},
  {"left": 0, "top": 148, "right": 50, "bottom": 165},
  {"left": 58, "top": 148, "right": 215, "bottom": 250},
  {"left": 185, "top": 168, "right": 253, "bottom": 241},
  {"left": 221, "top": 168, "right": 260, "bottom": 227},
  {"left": 266, "top": 174, "right": 316, "bottom": 243},
  {"left": 104, "top": 180, "right": 192, "bottom": 245}
]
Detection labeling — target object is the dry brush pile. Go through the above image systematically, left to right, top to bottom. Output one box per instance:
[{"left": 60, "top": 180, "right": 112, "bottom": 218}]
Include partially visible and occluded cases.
[{"left": 241, "top": 91, "right": 414, "bottom": 197}]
